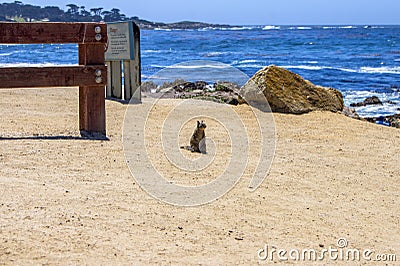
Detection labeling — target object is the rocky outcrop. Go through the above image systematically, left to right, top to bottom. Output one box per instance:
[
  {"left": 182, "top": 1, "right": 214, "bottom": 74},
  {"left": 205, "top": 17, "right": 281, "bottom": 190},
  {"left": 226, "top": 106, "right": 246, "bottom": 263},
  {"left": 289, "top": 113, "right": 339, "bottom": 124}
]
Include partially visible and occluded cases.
[
  {"left": 132, "top": 18, "right": 236, "bottom": 30},
  {"left": 241, "top": 65, "right": 344, "bottom": 114},
  {"left": 142, "top": 79, "right": 241, "bottom": 105},
  {"left": 350, "top": 96, "right": 383, "bottom": 107},
  {"left": 340, "top": 105, "right": 400, "bottom": 129},
  {"left": 341, "top": 106, "right": 360, "bottom": 119},
  {"left": 366, "top": 114, "right": 400, "bottom": 128}
]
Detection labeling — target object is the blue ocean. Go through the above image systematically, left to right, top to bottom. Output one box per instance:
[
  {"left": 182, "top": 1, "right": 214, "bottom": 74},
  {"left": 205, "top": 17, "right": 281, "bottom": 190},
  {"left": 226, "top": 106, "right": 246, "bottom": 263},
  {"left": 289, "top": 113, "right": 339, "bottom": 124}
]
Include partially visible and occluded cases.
[{"left": 1, "top": 25, "right": 399, "bottom": 117}]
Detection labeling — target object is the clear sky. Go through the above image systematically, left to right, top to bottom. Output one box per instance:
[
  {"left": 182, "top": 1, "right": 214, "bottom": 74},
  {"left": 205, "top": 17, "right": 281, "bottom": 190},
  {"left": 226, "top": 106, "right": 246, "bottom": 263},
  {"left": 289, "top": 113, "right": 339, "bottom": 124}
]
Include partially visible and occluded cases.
[{"left": 7, "top": 0, "right": 400, "bottom": 25}]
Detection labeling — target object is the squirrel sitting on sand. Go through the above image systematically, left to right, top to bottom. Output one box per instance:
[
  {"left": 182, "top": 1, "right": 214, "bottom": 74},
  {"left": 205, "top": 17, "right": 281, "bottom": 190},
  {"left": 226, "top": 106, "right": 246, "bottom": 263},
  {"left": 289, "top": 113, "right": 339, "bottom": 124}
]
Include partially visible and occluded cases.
[{"left": 180, "top": 120, "right": 207, "bottom": 153}]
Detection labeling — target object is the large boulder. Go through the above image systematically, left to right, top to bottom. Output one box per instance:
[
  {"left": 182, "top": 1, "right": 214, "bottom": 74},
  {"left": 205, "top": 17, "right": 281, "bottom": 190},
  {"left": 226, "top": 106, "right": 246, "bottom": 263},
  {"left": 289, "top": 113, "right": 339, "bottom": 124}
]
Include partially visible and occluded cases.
[{"left": 241, "top": 65, "right": 344, "bottom": 114}]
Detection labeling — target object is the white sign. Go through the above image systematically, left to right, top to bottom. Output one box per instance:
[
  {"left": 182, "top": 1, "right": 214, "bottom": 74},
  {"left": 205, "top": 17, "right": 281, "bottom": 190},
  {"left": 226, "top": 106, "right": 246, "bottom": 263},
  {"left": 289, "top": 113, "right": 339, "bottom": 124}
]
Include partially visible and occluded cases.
[{"left": 105, "top": 21, "right": 135, "bottom": 60}]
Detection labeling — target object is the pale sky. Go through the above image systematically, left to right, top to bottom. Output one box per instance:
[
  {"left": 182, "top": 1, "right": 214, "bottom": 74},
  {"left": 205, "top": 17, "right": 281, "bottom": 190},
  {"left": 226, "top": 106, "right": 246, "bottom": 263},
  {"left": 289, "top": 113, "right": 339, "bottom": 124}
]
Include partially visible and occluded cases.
[{"left": 7, "top": 0, "right": 400, "bottom": 25}]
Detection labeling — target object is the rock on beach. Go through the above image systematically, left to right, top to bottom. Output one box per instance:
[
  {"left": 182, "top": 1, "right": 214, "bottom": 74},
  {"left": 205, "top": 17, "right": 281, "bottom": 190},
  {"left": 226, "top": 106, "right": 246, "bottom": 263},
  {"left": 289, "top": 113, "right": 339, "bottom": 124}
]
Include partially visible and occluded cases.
[{"left": 242, "top": 65, "right": 344, "bottom": 114}]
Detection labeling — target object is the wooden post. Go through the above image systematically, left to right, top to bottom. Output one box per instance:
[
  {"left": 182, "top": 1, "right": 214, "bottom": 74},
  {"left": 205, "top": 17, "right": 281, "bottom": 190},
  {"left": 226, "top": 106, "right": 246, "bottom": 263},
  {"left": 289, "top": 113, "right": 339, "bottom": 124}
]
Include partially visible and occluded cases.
[
  {"left": 133, "top": 22, "right": 141, "bottom": 101},
  {"left": 78, "top": 43, "right": 106, "bottom": 136},
  {"left": 106, "top": 61, "right": 112, "bottom": 98},
  {"left": 110, "top": 61, "right": 122, "bottom": 99},
  {"left": 123, "top": 61, "right": 141, "bottom": 101},
  {"left": 123, "top": 61, "right": 132, "bottom": 100}
]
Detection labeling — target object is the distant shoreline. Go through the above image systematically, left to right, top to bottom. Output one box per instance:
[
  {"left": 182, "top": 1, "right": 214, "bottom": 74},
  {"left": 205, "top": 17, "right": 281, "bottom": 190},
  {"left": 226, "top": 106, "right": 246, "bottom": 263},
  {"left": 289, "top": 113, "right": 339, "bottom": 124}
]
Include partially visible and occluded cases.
[{"left": 0, "top": 1, "right": 238, "bottom": 30}]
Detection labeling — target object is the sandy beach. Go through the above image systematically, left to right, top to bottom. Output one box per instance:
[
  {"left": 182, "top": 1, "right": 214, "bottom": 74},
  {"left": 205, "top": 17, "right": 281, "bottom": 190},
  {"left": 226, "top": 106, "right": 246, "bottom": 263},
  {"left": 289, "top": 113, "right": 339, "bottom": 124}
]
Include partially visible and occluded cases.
[{"left": 0, "top": 87, "right": 399, "bottom": 264}]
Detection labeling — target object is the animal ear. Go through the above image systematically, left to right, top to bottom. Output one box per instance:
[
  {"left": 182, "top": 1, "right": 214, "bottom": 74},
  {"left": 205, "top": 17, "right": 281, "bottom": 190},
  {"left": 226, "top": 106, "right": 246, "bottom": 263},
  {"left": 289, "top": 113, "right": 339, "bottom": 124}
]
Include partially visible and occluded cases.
[{"left": 197, "top": 120, "right": 200, "bottom": 127}]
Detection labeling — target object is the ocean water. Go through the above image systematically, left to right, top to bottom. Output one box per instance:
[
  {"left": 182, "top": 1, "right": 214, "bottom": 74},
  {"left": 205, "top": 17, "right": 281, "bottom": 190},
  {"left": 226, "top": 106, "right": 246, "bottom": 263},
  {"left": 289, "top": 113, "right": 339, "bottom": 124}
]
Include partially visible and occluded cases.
[{"left": 1, "top": 25, "right": 399, "bottom": 117}]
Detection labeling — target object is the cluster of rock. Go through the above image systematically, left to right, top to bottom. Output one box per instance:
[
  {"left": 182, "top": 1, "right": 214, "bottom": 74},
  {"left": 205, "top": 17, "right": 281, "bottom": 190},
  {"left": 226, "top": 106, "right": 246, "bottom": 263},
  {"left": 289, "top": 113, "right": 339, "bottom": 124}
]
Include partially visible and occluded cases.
[
  {"left": 135, "top": 20, "right": 235, "bottom": 30},
  {"left": 141, "top": 65, "right": 399, "bottom": 128},
  {"left": 142, "top": 65, "right": 345, "bottom": 113},
  {"left": 141, "top": 79, "right": 242, "bottom": 105},
  {"left": 346, "top": 96, "right": 399, "bottom": 128},
  {"left": 350, "top": 96, "right": 383, "bottom": 107},
  {"left": 342, "top": 107, "right": 400, "bottom": 128},
  {"left": 365, "top": 114, "right": 400, "bottom": 128}
]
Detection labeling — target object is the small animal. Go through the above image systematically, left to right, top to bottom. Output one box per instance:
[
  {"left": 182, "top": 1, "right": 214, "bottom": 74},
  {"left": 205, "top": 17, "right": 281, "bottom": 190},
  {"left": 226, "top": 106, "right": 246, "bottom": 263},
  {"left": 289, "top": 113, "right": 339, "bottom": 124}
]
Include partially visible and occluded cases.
[{"left": 180, "top": 120, "right": 206, "bottom": 153}]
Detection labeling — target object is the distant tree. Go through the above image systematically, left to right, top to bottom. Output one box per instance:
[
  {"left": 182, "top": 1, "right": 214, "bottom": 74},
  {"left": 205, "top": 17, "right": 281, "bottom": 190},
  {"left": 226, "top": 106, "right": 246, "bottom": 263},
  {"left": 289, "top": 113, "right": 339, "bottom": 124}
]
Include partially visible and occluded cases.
[
  {"left": 6, "top": 1, "right": 22, "bottom": 17},
  {"left": 0, "top": 2, "right": 129, "bottom": 23},
  {"left": 65, "top": 3, "right": 80, "bottom": 21},
  {"left": 20, "top": 4, "right": 41, "bottom": 21},
  {"left": 66, "top": 4, "right": 79, "bottom": 15},
  {"left": 42, "top": 6, "right": 65, "bottom": 21},
  {"left": 78, "top": 6, "right": 91, "bottom": 20},
  {"left": 88, "top": 7, "right": 102, "bottom": 21},
  {"left": 90, "top": 7, "right": 103, "bottom": 16},
  {"left": 103, "top": 8, "right": 122, "bottom": 22},
  {"left": 111, "top": 8, "right": 120, "bottom": 14},
  {"left": 111, "top": 8, "right": 121, "bottom": 20},
  {"left": 101, "top": 10, "right": 111, "bottom": 19}
]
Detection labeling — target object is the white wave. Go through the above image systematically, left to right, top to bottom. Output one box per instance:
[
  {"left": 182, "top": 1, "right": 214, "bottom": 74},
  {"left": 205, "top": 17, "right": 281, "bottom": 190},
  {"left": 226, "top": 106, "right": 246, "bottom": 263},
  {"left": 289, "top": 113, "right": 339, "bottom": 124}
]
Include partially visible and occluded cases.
[
  {"left": 262, "top": 25, "right": 280, "bottom": 30},
  {"left": 199, "top": 26, "right": 255, "bottom": 31},
  {"left": 224, "top": 26, "right": 254, "bottom": 31},
  {"left": 290, "top": 26, "right": 312, "bottom": 30},
  {"left": 323, "top": 26, "right": 358, "bottom": 29},
  {"left": 340, "top": 26, "right": 357, "bottom": 29},
  {"left": 366, "top": 26, "right": 385, "bottom": 29},
  {"left": 154, "top": 28, "right": 172, "bottom": 31},
  {"left": 142, "top": 49, "right": 174, "bottom": 54},
  {"left": 143, "top": 49, "right": 162, "bottom": 53},
  {"left": 0, "top": 52, "right": 12, "bottom": 56},
  {"left": 203, "top": 52, "right": 225, "bottom": 57},
  {"left": 232, "top": 59, "right": 265, "bottom": 69},
  {"left": 235, "top": 59, "right": 259, "bottom": 64},
  {"left": 307, "top": 61, "right": 319, "bottom": 64},
  {"left": 0, "top": 62, "right": 77, "bottom": 67},
  {"left": 150, "top": 64, "right": 230, "bottom": 69},
  {"left": 150, "top": 64, "right": 167, "bottom": 68},
  {"left": 168, "top": 64, "right": 231, "bottom": 69},
  {"left": 235, "top": 64, "right": 265, "bottom": 69},
  {"left": 279, "top": 65, "right": 400, "bottom": 74},
  {"left": 281, "top": 65, "right": 325, "bottom": 71},
  {"left": 360, "top": 66, "right": 400, "bottom": 74},
  {"left": 336, "top": 67, "right": 358, "bottom": 73},
  {"left": 345, "top": 90, "right": 399, "bottom": 100},
  {"left": 344, "top": 91, "right": 383, "bottom": 102},
  {"left": 349, "top": 104, "right": 400, "bottom": 118}
]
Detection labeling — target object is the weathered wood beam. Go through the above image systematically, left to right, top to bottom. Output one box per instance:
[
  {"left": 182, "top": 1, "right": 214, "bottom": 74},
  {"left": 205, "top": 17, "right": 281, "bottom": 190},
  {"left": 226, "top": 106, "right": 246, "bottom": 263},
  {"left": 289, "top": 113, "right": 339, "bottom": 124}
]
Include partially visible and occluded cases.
[
  {"left": 0, "top": 22, "right": 107, "bottom": 44},
  {"left": 78, "top": 43, "right": 106, "bottom": 135},
  {"left": 0, "top": 65, "right": 107, "bottom": 88}
]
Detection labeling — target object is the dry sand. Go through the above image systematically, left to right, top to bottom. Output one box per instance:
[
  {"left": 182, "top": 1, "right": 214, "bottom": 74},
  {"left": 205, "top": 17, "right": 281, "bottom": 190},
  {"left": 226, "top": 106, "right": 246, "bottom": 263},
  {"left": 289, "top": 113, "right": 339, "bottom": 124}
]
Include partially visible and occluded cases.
[{"left": 0, "top": 87, "right": 399, "bottom": 264}]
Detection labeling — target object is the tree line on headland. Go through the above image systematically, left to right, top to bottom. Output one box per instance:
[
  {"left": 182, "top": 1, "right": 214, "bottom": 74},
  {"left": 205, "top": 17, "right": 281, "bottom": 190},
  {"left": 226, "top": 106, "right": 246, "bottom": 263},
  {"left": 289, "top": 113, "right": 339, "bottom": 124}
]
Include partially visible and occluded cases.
[
  {"left": 0, "top": 1, "right": 232, "bottom": 29},
  {"left": 0, "top": 1, "right": 135, "bottom": 22}
]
